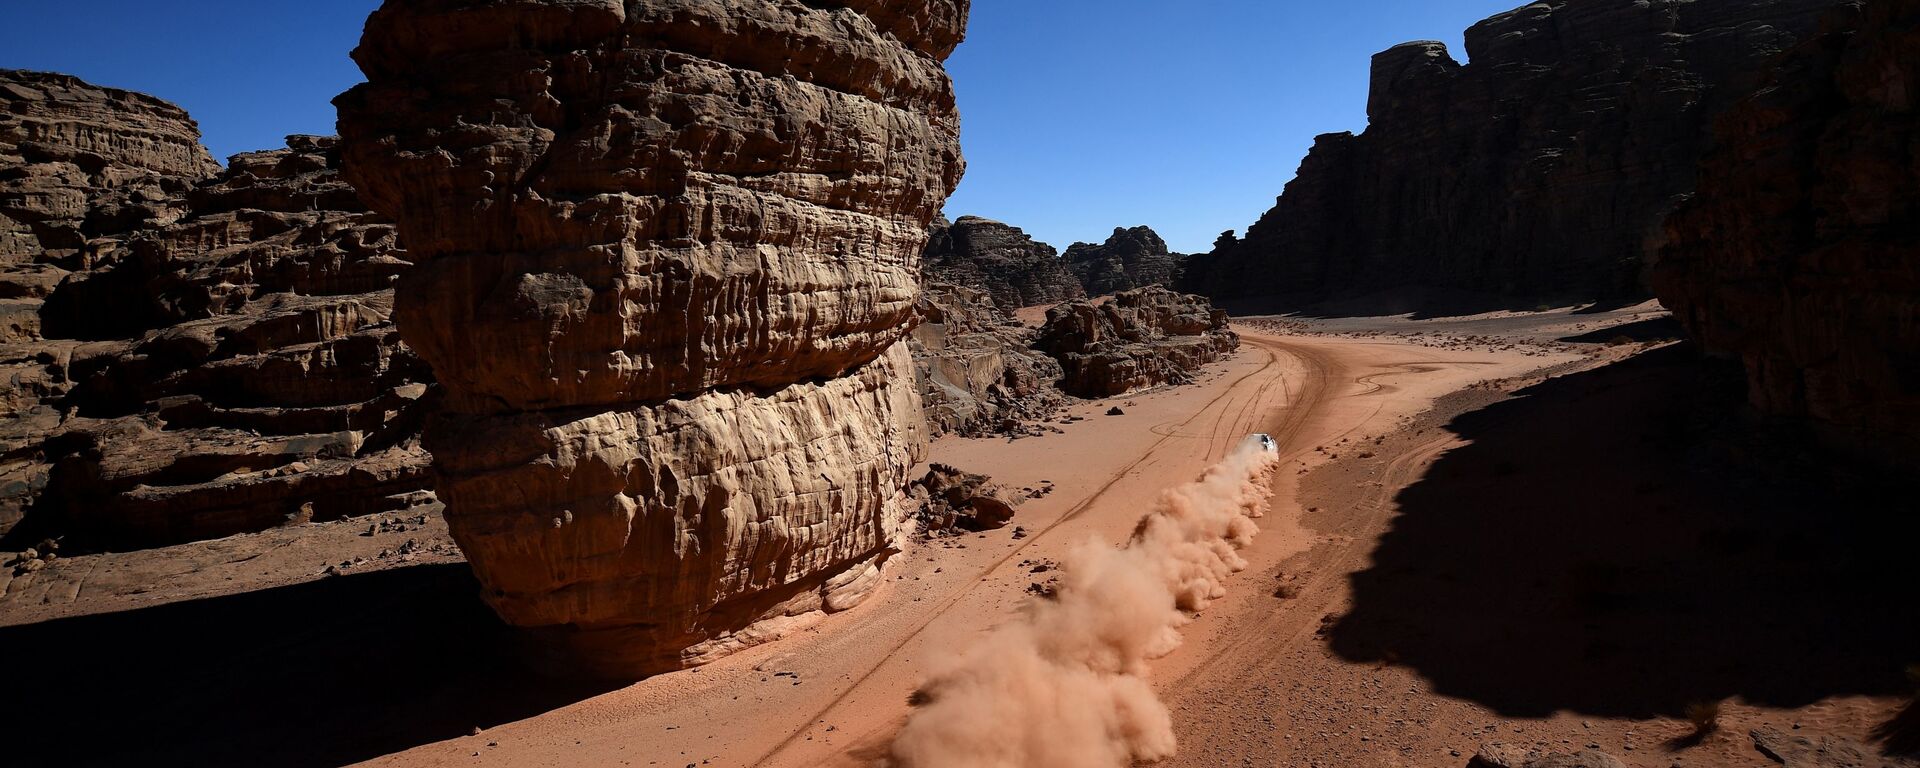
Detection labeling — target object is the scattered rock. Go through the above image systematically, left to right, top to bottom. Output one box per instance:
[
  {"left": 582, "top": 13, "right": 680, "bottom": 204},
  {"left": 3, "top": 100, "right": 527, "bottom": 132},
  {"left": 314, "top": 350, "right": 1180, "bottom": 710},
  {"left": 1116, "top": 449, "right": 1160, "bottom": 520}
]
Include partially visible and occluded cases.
[
  {"left": 1106, "top": 406, "right": 1125, "bottom": 416},
  {"left": 912, "top": 464, "right": 1024, "bottom": 533},
  {"left": 1751, "top": 726, "right": 1919, "bottom": 768},
  {"left": 1470, "top": 744, "right": 1628, "bottom": 768}
]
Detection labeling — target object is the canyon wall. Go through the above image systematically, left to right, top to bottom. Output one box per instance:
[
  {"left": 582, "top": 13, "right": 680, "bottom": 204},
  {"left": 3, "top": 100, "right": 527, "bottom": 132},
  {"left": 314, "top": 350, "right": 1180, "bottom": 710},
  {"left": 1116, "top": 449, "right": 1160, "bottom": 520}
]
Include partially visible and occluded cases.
[
  {"left": 335, "top": 0, "right": 968, "bottom": 676},
  {"left": 1180, "top": 0, "right": 1843, "bottom": 311},
  {"left": 1654, "top": 0, "right": 1919, "bottom": 463},
  {"left": 2, "top": 70, "right": 434, "bottom": 545},
  {"left": 924, "top": 215, "right": 1084, "bottom": 309},
  {"left": 1062, "top": 225, "right": 1183, "bottom": 296}
]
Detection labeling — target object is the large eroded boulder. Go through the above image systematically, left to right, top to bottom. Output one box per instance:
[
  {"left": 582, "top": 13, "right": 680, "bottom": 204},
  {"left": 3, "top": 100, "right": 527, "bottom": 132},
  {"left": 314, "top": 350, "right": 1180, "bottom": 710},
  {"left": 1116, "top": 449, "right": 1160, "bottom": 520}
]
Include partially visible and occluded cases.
[
  {"left": 336, "top": 0, "right": 967, "bottom": 676},
  {"left": 1654, "top": 0, "right": 1920, "bottom": 466}
]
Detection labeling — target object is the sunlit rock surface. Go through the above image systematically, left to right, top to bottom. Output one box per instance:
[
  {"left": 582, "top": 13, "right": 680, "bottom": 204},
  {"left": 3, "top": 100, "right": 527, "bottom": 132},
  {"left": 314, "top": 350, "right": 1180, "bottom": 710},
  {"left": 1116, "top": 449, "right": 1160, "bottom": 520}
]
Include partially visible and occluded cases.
[
  {"left": 336, "top": 0, "right": 967, "bottom": 676},
  {"left": 1036, "top": 286, "right": 1238, "bottom": 398}
]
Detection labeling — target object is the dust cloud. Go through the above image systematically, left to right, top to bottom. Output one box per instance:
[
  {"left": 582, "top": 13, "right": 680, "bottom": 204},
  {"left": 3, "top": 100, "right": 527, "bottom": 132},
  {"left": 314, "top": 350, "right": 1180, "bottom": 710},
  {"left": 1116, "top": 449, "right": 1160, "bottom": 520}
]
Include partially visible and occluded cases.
[{"left": 888, "top": 441, "right": 1282, "bottom": 767}]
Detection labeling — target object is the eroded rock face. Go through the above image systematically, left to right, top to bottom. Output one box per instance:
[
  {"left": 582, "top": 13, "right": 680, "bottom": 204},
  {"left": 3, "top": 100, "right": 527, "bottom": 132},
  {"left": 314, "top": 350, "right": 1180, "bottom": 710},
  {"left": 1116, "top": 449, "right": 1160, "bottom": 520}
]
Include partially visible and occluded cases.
[
  {"left": 336, "top": 0, "right": 966, "bottom": 676},
  {"left": 1180, "top": 0, "right": 1843, "bottom": 310},
  {"left": 1654, "top": 0, "right": 1920, "bottom": 465},
  {"left": 1, "top": 69, "right": 218, "bottom": 343},
  {"left": 1, "top": 71, "right": 434, "bottom": 545},
  {"left": 6, "top": 133, "right": 435, "bottom": 547},
  {"left": 923, "top": 215, "right": 1084, "bottom": 310},
  {"left": 1062, "top": 225, "right": 1183, "bottom": 296},
  {"left": 910, "top": 282, "right": 1064, "bottom": 437},
  {"left": 1036, "top": 286, "right": 1238, "bottom": 398}
]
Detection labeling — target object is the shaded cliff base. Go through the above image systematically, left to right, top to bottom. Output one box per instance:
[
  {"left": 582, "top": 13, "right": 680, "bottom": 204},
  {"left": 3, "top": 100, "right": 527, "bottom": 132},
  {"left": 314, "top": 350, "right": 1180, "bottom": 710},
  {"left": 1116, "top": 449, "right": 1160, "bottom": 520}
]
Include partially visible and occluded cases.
[{"left": 1204, "top": 284, "right": 1658, "bottom": 322}]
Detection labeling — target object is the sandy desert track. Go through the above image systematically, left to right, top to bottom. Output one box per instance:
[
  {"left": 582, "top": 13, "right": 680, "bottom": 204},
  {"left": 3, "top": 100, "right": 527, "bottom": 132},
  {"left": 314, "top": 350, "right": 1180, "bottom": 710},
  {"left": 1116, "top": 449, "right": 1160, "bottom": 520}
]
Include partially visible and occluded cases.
[{"left": 325, "top": 326, "right": 1573, "bottom": 768}]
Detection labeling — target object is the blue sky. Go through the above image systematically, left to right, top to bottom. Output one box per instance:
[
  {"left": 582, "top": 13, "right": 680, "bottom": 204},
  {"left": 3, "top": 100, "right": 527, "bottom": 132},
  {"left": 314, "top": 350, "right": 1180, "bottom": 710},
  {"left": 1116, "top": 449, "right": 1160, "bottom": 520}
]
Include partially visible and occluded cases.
[{"left": 1, "top": 0, "right": 1521, "bottom": 253}]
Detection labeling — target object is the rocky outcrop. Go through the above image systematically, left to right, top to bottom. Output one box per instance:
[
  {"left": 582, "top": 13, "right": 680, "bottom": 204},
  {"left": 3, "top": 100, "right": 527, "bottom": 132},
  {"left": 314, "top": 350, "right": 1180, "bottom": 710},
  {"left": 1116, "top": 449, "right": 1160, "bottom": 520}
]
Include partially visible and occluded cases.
[
  {"left": 335, "top": 0, "right": 967, "bottom": 677},
  {"left": 1180, "top": 0, "right": 1843, "bottom": 310},
  {"left": 1654, "top": 0, "right": 1920, "bottom": 465},
  {"left": 1, "top": 69, "right": 218, "bottom": 343},
  {"left": 1, "top": 70, "right": 435, "bottom": 546},
  {"left": 4, "top": 133, "right": 435, "bottom": 547},
  {"left": 924, "top": 215, "right": 1084, "bottom": 309},
  {"left": 1062, "top": 225, "right": 1183, "bottom": 296},
  {"left": 910, "top": 282, "right": 1064, "bottom": 437},
  {"left": 1036, "top": 286, "right": 1238, "bottom": 398},
  {"left": 910, "top": 463, "right": 1023, "bottom": 533}
]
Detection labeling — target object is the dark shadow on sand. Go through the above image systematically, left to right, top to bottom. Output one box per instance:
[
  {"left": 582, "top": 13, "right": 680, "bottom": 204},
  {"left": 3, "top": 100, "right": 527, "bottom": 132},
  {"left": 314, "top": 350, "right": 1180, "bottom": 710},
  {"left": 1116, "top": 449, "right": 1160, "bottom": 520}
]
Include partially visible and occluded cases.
[
  {"left": 1209, "top": 287, "right": 1653, "bottom": 322},
  {"left": 1557, "top": 314, "right": 1684, "bottom": 344},
  {"left": 1330, "top": 344, "right": 1920, "bottom": 720},
  {"left": 0, "top": 563, "right": 619, "bottom": 768}
]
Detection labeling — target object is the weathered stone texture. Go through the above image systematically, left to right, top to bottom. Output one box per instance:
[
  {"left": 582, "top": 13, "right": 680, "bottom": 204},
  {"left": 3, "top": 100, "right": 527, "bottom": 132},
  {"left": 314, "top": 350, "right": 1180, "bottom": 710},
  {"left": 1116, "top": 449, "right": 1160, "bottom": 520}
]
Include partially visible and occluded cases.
[
  {"left": 336, "top": 0, "right": 967, "bottom": 675},
  {"left": 1180, "top": 0, "right": 1844, "bottom": 309},
  {"left": 1655, "top": 0, "right": 1920, "bottom": 463},
  {"left": 1, "top": 70, "right": 436, "bottom": 546},
  {"left": 6, "top": 132, "right": 434, "bottom": 547},
  {"left": 923, "top": 215, "right": 1084, "bottom": 310},
  {"left": 1062, "top": 225, "right": 1183, "bottom": 296},
  {"left": 910, "top": 282, "right": 1064, "bottom": 436},
  {"left": 1036, "top": 286, "right": 1238, "bottom": 398}
]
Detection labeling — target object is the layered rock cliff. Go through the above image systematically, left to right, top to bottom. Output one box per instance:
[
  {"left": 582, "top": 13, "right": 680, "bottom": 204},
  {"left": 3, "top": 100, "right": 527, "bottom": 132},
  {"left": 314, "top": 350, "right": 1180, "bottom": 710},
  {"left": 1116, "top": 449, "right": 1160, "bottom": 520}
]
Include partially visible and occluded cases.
[
  {"left": 336, "top": 0, "right": 967, "bottom": 676},
  {"left": 1180, "top": 0, "right": 1843, "bottom": 310},
  {"left": 1654, "top": 0, "right": 1919, "bottom": 463},
  {"left": 1, "top": 70, "right": 219, "bottom": 343},
  {"left": 2, "top": 70, "right": 435, "bottom": 546},
  {"left": 3, "top": 130, "right": 435, "bottom": 547},
  {"left": 924, "top": 215, "right": 1083, "bottom": 309},
  {"left": 1062, "top": 225, "right": 1183, "bottom": 296},
  {"left": 911, "top": 282, "right": 1064, "bottom": 437},
  {"left": 1036, "top": 287, "right": 1238, "bottom": 398}
]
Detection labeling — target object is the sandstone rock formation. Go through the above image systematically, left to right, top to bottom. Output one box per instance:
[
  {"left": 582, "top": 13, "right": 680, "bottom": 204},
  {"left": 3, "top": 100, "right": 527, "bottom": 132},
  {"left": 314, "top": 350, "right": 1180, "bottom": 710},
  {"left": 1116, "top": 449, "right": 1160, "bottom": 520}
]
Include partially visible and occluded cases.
[
  {"left": 335, "top": 0, "right": 967, "bottom": 677},
  {"left": 1180, "top": 0, "right": 1843, "bottom": 310},
  {"left": 1654, "top": 0, "right": 1919, "bottom": 465},
  {"left": 2, "top": 69, "right": 217, "bottom": 346},
  {"left": 2, "top": 70, "right": 436, "bottom": 546},
  {"left": 4, "top": 131, "right": 435, "bottom": 547},
  {"left": 924, "top": 215, "right": 1084, "bottom": 309},
  {"left": 1062, "top": 225, "right": 1183, "bottom": 296},
  {"left": 910, "top": 282, "right": 1064, "bottom": 437},
  {"left": 1036, "top": 286, "right": 1238, "bottom": 398}
]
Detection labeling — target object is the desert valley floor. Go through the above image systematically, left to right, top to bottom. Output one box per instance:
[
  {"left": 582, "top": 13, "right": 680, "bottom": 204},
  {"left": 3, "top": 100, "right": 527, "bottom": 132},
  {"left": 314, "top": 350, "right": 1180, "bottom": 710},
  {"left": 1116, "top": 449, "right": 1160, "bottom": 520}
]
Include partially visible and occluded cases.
[{"left": 6, "top": 302, "right": 1911, "bottom": 768}]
